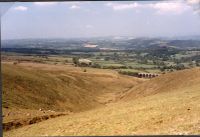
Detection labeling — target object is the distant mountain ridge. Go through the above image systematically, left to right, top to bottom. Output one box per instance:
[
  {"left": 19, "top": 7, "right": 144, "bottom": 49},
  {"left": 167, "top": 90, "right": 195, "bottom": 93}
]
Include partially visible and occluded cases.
[{"left": 2, "top": 36, "right": 200, "bottom": 50}]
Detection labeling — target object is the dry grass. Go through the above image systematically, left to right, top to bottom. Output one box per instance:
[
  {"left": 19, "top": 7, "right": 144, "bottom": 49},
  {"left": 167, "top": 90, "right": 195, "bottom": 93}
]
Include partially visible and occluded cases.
[
  {"left": 2, "top": 62, "right": 200, "bottom": 136},
  {"left": 2, "top": 62, "right": 142, "bottom": 112},
  {"left": 122, "top": 67, "right": 200, "bottom": 100},
  {"left": 4, "top": 79, "right": 200, "bottom": 136}
]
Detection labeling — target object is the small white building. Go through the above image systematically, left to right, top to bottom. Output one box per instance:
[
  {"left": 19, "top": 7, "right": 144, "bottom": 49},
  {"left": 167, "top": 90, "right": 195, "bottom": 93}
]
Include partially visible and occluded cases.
[
  {"left": 84, "top": 44, "right": 98, "bottom": 48},
  {"left": 78, "top": 59, "right": 92, "bottom": 66}
]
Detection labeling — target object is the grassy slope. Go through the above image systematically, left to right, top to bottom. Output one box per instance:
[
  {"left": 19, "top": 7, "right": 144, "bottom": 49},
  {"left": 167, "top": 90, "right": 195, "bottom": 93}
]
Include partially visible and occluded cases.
[
  {"left": 2, "top": 63, "right": 142, "bottom": 112},
  {"left": 4, "top": 67, "right": 200, "bottom": 136},
  {"left": 122, "top": 67, "right": 200, "bottom": 100}
]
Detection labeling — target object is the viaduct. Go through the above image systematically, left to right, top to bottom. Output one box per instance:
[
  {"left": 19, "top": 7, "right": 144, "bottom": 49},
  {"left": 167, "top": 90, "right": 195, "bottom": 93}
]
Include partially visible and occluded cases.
[{"left": 138, "top": 73, "right": 160, "bottom": 78}]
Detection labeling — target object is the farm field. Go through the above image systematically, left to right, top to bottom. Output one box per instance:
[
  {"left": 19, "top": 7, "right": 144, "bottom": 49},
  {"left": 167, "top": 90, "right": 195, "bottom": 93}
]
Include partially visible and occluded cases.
[{"left": 3, "top": 49, "right": 199, "bottom": 76}]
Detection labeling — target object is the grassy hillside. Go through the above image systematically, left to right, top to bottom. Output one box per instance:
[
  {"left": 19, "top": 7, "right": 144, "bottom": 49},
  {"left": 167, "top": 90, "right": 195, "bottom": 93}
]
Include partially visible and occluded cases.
[
  {"left": 2, "top": 63, "right": 142, "bottom": 112},
  {"left": 4, "top": 67, "right": 200, "bottom": 136},
  {"left": 122, "top": 67, "right": 200, "bottom": 100}
]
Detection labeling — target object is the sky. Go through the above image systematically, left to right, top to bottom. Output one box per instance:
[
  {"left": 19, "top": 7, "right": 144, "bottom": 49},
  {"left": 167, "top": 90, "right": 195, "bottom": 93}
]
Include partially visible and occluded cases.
[{"left": 1, "top": 0, "right": 200, "bottom": 40}]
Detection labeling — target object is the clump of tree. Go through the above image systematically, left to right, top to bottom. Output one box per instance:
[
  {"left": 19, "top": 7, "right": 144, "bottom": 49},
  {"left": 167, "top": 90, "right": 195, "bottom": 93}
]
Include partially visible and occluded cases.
[
  {"left": 99, "top": 53, "right": 103, "bottom": 56},
  {"left": 72, "top": 57, "right": 79, "bottom": 65},
  {"left": 95, "top": 57, "right": 100, "bottom": 59},
  {"left": 104, "top": 57, "right": 110, "bottom": 61},
  {"left": 64, "top": 59, "right": 68, "bottom": 63},
  {"left": 138, "top": 59, "right": 148, "bottom": 64},
  {"left": 13, "top": 60, "right": 21, "bottom": 65},
  {"left": 153, "top": 60, "right": 165, "bottom": 66},
  {"left": 196, "top": 61, "right": 200, "bottom": 66},
  {"left": 13, "top": 62, "right": 18, "bottom": 65},
  {"left": 91, "top": 63, "right": 101, "bottom": 68},
  {"left": 159, "top": 63, "right": 185, "bottom": 72},
  {"left": 175, "top": 63, "right": 185, "bottom": 70},
  {"left": 102, "top": 65, "right": 127, "bottom": 69},
  {"left": 128, "top": 66, "right": 133, "bottom": 69},
  {"left": 118, "top": 70, "right": 138, "bottom": 77}
]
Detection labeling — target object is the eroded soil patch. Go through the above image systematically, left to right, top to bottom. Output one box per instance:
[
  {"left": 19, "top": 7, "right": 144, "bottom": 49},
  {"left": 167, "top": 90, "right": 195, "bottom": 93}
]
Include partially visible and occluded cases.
[{"left": 3, "top": 113, "right": 67, "bottom": 131}]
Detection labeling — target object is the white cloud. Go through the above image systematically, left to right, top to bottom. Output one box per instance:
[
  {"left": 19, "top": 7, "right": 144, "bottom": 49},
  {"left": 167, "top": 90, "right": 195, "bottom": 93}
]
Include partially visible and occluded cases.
[
  {"left": 186, "top": 0, "right": 200, "bottom": 4},
  {"left": 186, "top": 0, "right": 200, "bottom": 15},
  {"left": 34, "top": 2, "right": 58, "bottom": 6},
  {"left": 63, "top": 2, "right": 82, "bottom": 10},
  {"left": 106, "top": 2, "right": 139, "bottom": 11},
  {"left": 106, "top": 2, "right": 191, "bottom": 15},
  {"left": 149, "top": 2, "right": 191, "bottom": 15},
  {"left": 70, "top": 5, "right": 80, "bottom": 9},
  {"left": 14, "top": 6, "right": 27, "bottom": 11},
  {"left": 86, "top": 25, "right": 94, "bottom": 29}
]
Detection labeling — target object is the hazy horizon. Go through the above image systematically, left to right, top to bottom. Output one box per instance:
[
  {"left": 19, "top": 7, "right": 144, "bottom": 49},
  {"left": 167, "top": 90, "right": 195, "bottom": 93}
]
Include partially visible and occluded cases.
[
  {"left": 1, "top": 1, "right": 200, "bottom": 40},
  {"left": 2, "top": 34, "right": 200, "bottom": 41}
]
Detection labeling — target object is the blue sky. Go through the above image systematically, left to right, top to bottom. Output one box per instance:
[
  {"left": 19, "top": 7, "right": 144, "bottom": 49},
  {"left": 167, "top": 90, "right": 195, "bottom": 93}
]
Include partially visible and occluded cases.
[{"left": 1, "top": 1, "right": 200, "bottom": 40}]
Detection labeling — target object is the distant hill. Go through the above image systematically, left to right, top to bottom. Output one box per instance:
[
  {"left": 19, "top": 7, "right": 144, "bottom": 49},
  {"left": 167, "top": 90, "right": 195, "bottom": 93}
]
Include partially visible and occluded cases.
[{"left": 2, "top": 37, "right": 200, "bottom": 50}]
